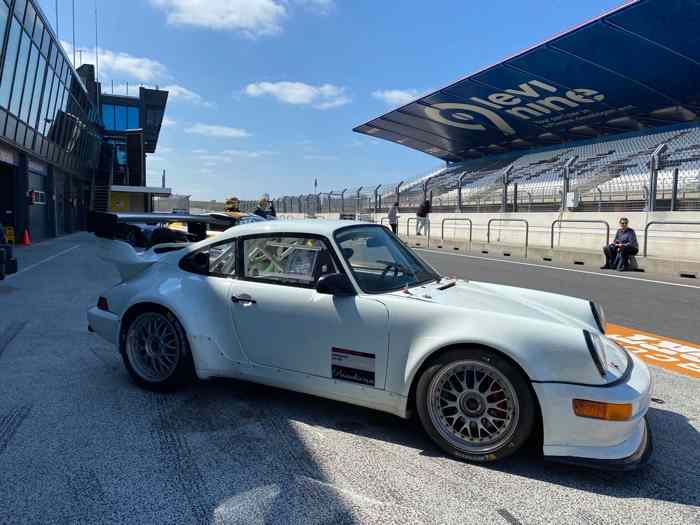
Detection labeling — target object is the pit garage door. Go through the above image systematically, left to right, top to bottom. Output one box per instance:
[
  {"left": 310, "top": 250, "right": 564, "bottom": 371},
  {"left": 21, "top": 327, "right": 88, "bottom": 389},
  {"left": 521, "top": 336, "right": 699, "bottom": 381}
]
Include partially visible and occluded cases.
[{"left": 0, "top": 161, "right": 15, "bottom": 231}]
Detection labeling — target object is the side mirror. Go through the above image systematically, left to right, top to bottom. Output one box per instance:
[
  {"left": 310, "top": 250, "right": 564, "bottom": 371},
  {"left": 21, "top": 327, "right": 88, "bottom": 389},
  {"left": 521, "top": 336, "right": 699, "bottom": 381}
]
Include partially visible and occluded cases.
[{"left": 316, "top": 273, "right": 355, "bottom": 296}]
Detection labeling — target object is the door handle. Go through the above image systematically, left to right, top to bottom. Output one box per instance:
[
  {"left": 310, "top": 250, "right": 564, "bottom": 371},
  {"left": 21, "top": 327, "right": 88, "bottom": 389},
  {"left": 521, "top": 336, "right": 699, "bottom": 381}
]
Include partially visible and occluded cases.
[{"left": 231, "top": 294, "right": 256, "bottom": 304}]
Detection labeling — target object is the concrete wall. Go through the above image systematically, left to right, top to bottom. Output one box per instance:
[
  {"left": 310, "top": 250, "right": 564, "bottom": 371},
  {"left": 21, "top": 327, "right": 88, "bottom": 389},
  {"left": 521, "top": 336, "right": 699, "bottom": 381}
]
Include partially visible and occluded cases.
[{"left": 278, "top": 210, "right": 700, "bottom": 261}]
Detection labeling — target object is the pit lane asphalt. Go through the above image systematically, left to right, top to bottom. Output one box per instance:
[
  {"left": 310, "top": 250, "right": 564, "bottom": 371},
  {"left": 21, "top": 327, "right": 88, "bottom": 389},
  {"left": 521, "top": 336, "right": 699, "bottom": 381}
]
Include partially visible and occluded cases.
[{"left": 0, "top": 233, "right": 698, "bottom": 525}]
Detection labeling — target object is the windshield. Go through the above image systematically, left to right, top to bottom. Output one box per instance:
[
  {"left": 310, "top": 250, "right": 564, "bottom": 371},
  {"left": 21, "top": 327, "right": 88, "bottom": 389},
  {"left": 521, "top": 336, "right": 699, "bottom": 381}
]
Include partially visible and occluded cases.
[{"left": 334, "top": 225, "right": 440, "bottom": 293}]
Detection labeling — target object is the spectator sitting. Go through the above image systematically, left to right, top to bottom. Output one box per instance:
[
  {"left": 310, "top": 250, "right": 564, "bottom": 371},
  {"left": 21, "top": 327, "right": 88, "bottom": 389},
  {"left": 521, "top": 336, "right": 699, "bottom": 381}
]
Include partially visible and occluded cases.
[{"left": 601, "top": 217, "right": 638, "bottom": 271}]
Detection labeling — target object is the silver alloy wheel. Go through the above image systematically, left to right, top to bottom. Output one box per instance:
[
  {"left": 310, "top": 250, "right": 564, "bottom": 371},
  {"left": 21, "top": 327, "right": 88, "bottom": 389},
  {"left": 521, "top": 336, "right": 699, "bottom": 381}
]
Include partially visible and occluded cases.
[
  {"left": 125, "top": 313, "right": 181, "bottom": 382},
  {"left": 427, "top": 360, "right": 520, "bottom": 454}
]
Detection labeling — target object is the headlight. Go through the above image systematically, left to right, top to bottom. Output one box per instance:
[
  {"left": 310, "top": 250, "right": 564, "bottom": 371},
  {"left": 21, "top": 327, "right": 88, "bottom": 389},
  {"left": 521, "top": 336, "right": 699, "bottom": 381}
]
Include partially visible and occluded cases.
[
  {"left": 590, "top": 301, "right": 607, "bottom": 333},
  {"left": 584, "top": 330, "right": 608, "bottom": 377}
]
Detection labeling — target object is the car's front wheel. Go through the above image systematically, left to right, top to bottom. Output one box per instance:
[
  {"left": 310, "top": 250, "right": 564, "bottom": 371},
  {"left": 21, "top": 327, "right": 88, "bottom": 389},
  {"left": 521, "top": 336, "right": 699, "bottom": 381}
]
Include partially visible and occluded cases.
[
  {"left": 121, "top": 309, "right": 194, "bottom": 391},
  {"left": 416, "top": 347, "right": 535, "bottom": 463}
]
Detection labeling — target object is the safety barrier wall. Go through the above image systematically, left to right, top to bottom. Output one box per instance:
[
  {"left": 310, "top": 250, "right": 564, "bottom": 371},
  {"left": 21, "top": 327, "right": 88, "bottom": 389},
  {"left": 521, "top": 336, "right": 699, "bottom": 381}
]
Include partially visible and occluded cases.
[{"left": 282, "top": 210, "right": 700, "bottom": 261}]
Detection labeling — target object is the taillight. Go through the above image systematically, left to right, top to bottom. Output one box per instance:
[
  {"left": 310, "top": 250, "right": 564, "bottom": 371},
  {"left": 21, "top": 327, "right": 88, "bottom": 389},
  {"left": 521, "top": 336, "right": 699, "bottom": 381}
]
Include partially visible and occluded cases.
[{"left": 97, "top": 296, "right": 109, "bottom": 311}]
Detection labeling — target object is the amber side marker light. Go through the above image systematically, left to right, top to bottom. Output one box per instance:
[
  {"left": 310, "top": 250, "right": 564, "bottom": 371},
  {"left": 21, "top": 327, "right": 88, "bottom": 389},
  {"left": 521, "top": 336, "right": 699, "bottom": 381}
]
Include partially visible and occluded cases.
[{"left": 572, "top": 399, "right": 633, "bottom": 421}]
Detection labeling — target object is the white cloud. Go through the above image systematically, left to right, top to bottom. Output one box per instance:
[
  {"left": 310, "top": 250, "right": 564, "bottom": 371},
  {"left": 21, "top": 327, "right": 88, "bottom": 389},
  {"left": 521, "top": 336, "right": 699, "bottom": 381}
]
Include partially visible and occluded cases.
[
  {"left": 150, "top": 0, "right": 335, "bottom": 37},
  {"left": 151, "top": 0, "right": 287, "bottom": 37},
  {"left": 62, "top": 41, "right": 167, "bottom": 82},
  {"left": 244, "top": 81, "right": 350, "bottom": 109},
  {"left": 162, "top": 84, "right": 212, "bottom": 107},
  {"left": 372, "top": 89, "right": 420, "bottom": 107},
  {"left": 161, "top": 116, "right": 177, "bottom": 127},
  {"left": 185, "top": 123, "right": 251, "bottom": 138},
  {"left": 192, "top": 148, "right": 208, "bottom": 154},
  {"left": 221, "top": 149, "right": 277, "bottom": 158},
  {"left": 303, "top": 154, "right": 337, "bottom": 161},
  {"left": 148, "top": 155, "right": 165, "bottom": 162}
]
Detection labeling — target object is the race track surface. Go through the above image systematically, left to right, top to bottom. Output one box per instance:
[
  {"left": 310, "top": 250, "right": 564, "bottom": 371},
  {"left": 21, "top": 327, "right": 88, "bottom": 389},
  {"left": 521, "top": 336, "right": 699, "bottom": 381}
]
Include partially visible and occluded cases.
[{"left": 0, "top": 233, "right": 698, "bottom": 525}]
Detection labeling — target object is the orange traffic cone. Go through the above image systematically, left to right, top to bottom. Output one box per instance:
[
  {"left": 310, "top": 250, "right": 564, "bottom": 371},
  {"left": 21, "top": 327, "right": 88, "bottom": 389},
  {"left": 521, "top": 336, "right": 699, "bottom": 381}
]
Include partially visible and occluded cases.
[{"left": 21, "top": 228, "right": 31, "bottom": 246}]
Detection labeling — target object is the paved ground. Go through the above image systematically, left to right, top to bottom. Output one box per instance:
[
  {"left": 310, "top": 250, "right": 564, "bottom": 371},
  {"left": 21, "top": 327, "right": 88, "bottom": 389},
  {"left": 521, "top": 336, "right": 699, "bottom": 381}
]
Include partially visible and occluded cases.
[{"left": 0, "top": 233, "right": 698, "bottom": 525}]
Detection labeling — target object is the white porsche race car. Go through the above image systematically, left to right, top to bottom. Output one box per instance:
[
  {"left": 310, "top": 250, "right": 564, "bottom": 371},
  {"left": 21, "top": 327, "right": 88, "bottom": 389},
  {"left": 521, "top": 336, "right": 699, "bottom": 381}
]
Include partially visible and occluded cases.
[{"left": 87, "top": 213, "right": 652, "bottom": 468}]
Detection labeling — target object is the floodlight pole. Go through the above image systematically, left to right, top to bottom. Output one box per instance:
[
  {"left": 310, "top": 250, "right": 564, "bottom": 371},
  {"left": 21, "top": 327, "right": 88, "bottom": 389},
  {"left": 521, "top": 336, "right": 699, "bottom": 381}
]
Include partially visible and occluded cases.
[
  {"left": 648, "top": 143, "right": 668, "bottom": 212},
  {"left": 562, "top": 156, "right": 578, "bottom": 211},
  {"left": 501, "top": 164, "right": 513, "bottom": 212},
  {"left": 457, "top": 171, "right": 467, "bottom": 212},
  {"left": 374, "top": 185, "right": 382, "bottom": 216},
  {"left": 356, "top": 187, "right": 363, "bottom": 214},
  {"left": 340, "top": 189, "right": 347, "bottom": 213}
]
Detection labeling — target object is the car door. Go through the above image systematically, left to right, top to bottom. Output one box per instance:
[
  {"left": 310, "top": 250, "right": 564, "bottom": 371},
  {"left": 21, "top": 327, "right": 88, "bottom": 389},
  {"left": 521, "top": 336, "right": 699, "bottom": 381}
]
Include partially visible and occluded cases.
[{"left": 229, "top": 233, "right": 390, "bottom": 389}]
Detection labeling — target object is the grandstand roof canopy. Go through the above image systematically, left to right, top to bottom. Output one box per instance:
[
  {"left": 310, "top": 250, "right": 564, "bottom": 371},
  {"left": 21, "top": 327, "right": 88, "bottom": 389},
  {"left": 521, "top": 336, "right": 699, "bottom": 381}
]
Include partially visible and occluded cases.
[{"left": 354, "top": 0, "right": 700, "bottom": 163}]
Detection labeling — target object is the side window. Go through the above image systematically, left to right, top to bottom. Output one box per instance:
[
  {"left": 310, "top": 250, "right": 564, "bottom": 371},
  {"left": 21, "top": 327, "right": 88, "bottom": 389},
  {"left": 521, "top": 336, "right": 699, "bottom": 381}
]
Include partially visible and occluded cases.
[
  {"left": 243, "top": 236, "right": 338, "bottom": 287},
  {"left": 180, "top": 240, "right": 236, "bottom": 277}
]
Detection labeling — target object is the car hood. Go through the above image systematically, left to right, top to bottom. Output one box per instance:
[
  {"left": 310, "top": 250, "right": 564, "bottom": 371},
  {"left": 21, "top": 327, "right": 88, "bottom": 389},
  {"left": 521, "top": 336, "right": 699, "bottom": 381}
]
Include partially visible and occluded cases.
[{"left": 387, "top": 279, "right": 597, "bottom": 331}]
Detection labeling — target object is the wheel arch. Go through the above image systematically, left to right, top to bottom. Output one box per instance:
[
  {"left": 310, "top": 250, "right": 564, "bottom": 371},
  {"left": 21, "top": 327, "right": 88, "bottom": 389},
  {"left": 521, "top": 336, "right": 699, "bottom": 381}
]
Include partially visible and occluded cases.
[
  {"left": 119, "top": 301, "right": 185, "bottom": 350},
  {"left": 406, "top": 342, "right": 544, "bottom": 445}
]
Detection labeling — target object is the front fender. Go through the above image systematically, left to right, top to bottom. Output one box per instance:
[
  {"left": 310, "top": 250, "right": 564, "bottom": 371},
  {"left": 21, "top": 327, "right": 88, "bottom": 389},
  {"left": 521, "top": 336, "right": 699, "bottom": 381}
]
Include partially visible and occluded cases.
[{"left": 383, "top": 303, "right": 606, "bottom": 398}]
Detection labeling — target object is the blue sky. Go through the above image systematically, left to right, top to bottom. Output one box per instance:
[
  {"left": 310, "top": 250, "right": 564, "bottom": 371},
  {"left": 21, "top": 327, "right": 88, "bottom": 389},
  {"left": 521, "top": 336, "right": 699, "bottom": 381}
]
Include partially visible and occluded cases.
[{"left": 38, "top": 0, "right": 623, "bottom": 200}]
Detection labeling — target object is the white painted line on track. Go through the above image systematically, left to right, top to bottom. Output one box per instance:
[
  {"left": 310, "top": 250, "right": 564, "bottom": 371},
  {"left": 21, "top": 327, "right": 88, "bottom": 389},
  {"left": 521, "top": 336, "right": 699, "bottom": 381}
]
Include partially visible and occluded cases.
[
  {"left": 6, "top": 245, "right": 81, "bottom": 280},
  {"left": 415, "top": 248, "right": 700, "bottom": 290}
]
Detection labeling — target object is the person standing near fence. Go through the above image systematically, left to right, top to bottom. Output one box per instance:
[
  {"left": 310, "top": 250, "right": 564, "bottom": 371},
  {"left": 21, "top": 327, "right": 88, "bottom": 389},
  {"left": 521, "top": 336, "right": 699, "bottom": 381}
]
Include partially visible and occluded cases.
[
  {"left": 416, "top": 200, "right": 430, "bottom": 236},
  {"left": 388, "top": 202, "right": 399, "bottom": 235}
]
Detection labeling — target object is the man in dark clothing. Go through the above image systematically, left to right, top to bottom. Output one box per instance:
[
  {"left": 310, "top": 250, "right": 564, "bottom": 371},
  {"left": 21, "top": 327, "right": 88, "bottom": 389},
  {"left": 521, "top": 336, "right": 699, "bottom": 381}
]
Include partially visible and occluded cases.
[
  {"left": 253, "top": 196, "right": 276, "bottom": 220},
  {"left": 601, "top": 217, "right": 639, "bottom": 271}
]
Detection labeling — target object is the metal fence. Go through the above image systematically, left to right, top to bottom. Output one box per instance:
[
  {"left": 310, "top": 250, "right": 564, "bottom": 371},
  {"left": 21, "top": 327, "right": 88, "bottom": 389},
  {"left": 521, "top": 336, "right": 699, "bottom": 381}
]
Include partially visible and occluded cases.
[{"left": 265, "top": 159, "right": 700, "bottom": 216}]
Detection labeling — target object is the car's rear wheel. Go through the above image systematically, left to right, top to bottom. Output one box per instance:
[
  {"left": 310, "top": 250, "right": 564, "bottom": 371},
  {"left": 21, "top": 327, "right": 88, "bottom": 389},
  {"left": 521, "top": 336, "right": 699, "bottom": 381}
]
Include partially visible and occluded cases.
[
  {"left": 121, "top": 310, "right": 194, "bottom": 390},
  {"left": 416, "top": 347, "right": 535, "bottom": 463}
]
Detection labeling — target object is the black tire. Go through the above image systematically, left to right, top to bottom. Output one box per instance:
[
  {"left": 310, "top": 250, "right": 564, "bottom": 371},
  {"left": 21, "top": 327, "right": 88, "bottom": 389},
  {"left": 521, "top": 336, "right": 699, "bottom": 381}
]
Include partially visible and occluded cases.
[
  {"left": 120, "top": 308, "right": 195, "bottom": 391},
  {"left": 416, "top": 347, "right": 535, "bottom": 463}
]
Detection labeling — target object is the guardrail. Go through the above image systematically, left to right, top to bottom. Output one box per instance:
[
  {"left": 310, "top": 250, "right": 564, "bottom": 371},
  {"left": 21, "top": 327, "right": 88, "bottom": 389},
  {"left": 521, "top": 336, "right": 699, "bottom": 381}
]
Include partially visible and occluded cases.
[
  {"left": 406, "top": 217, "right": 431, "bottom": 247},
  {"left": 441, "top": 218, "right": 473, "bottom": 251},
  {"left": 487, "top": 219, "right": 529, "bottom": 257},
  {"left": 550, "top": 220, "right": 610, "bottom": 249},
  {"left": 643, "top": 220, "right": 700, "bottom": 257}
]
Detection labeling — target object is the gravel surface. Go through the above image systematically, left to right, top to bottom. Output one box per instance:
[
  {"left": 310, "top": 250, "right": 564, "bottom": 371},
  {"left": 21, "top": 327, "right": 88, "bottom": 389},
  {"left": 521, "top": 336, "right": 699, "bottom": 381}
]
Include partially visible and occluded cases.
[{"left": 0, "top": 233, "right": 697, "bottom": 525}]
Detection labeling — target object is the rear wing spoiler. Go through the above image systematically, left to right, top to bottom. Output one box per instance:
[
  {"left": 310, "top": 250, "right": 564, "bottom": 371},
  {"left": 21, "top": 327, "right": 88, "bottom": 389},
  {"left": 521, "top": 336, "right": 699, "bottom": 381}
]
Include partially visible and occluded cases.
[{"left": 87, "top": 211, "right": 231, "bottom": 241}]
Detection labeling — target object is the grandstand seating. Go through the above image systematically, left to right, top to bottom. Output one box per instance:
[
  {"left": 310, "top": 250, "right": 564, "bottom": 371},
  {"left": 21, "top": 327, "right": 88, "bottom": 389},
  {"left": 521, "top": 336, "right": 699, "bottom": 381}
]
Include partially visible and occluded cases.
[{"left": 395, "top": 125, "right": 700, "bottom": 207}]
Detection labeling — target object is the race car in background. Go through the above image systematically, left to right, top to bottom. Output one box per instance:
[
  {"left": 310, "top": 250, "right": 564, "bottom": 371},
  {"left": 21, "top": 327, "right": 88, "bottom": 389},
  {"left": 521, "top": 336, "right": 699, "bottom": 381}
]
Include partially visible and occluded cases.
[
  {"left": 111, "top": 211, "right": 265, "bottom": 249},
  {"left": 87, "top": 213, "right": 653, "bottom": 469}
]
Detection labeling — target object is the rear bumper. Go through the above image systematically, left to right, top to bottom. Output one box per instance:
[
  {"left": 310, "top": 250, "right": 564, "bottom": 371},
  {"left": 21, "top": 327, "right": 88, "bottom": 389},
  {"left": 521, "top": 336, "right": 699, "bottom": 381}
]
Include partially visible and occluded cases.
[
  {"left": 87, "top": 306, "right": 120, "bottom": 345},
  {"left": 533, "top": 352, "right": 653, "bottom": 469}
]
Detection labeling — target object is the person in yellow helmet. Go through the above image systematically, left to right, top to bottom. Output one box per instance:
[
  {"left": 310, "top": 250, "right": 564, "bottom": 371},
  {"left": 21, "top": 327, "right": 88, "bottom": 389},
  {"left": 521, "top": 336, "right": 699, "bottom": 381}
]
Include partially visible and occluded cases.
[{"left": 224, "top": 196, "right": 240, "bottom": 213}]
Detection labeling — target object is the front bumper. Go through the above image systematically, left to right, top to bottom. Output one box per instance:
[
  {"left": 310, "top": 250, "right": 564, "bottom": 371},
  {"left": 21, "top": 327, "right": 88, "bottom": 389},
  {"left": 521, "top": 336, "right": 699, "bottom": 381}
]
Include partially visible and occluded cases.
[
  {"left": 87, "top": 306, "right": 120, "bottom": 345},
  {"left": 533, "top": 352, "right": 653, "bottom": 469},
  {"left": 549, "top": 417, "right": 652, "bottom": 471}
]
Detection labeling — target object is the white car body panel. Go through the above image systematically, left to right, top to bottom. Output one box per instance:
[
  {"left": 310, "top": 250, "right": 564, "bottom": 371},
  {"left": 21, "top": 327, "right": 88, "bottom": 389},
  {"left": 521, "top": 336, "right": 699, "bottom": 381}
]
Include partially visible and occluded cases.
[{"left": 88, "top": 219, "right": 652, "bottom": 464}]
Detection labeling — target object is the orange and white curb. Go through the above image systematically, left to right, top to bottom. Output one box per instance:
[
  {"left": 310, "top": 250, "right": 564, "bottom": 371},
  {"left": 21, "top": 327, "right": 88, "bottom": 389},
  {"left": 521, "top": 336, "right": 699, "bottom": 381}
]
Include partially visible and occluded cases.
[{"left": 607, "top": 324, "right": 700, "bottom": 379}]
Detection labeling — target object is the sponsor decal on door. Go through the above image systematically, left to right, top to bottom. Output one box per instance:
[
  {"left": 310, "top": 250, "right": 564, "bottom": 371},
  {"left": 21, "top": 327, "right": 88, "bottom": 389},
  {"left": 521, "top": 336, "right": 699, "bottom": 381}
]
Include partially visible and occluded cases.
[{"left": 331, "top": 347, "right": 376, "bottom": 386}]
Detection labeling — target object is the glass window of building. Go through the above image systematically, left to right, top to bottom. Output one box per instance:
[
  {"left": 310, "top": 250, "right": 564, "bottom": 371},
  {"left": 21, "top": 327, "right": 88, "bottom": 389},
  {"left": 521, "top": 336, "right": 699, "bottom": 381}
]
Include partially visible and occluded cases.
[
  {"left": 13, "top": 0, "right": 26, "bottom": 21},
  {"left": 0, "top": 1, "right": 7, "bottom": 39},
  {"left": 23, "top": 1, "right": 34, "bottom": 32},
  {"left": 0, "top": 18, "right": 21, "bottom": 109},
  {"left": 41, "top": 26, "right": 49, "bottom": 56},
  {"left": 9, "top": 30, "right": 31, "bottom": 116},
  {"left": 19, "top": 43, "right": 39, "bottom": 122},
  {"left": 28, "top": 54, "right": 46, "bottom": 128},
  {"left": 102, "top": 104, "right": 115, "bottom": 129},
  {"left": 114, "top": 104, "right": 127, "bottom": 130},
  {"left": 128, "top": 106, "right": 139, "bottom": 128}
]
